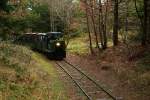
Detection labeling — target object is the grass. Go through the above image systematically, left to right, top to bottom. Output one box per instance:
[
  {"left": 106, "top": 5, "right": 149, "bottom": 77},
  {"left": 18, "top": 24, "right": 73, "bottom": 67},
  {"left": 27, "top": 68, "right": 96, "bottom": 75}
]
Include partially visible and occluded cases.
[
  {"left": 67, "top": 33, "right": 90, "bottom": 55},
  {"left": 67, "top": 33, "right": 114, "bottom": 55},
  {"left": 68, "top": 40, "right": 89, "bottom": 54},
  {"left": 0, "top": 42, "right": 68, "bottom": 100},
  {"left": 32, "top": 53, "right": 68, "bottom": 100}
]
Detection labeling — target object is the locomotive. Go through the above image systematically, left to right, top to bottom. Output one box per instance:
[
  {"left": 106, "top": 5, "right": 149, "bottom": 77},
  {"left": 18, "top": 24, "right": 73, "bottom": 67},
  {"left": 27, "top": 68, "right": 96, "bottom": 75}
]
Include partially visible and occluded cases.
[{"left": 19, "top": 32, "right": 66, "bottom": 59}]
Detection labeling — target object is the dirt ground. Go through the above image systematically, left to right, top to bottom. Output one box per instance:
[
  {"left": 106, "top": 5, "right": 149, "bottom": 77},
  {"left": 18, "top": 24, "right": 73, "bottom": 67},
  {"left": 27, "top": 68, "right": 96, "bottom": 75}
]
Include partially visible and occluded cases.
[{"left": 64, "top": 44, "right": 150, "bottom": 100}]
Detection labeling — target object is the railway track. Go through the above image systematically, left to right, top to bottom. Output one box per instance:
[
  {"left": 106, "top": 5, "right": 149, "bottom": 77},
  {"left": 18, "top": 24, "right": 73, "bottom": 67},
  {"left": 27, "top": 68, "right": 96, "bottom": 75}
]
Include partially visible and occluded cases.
[{"left": 56, "top": 60, "right": 118, "bottom": 100}]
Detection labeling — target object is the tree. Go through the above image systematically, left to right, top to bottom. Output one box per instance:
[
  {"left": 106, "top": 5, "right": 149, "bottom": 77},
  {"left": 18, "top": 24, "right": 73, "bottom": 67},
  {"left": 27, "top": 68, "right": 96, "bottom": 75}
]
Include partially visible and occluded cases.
[
  {"left": 0, "top": 0, "right": 8, "bottom": 11},
  {"left": 43, "top": 0, "right": 75, "bottom": 33},
  {"left": 80, "top": 0, "right": 109, "bottom": 52},
  {"left": 84, "top": 0, "right": 94, "bottom": 54},
  {"left": 98, "top": 0, "right": 109, "bottom": 49},
  {"left": 113, "top": 0, "right": 119, "bottom": 46},
  {"left": 134, "top": 0, "right": 149, "bottom": 46},
  {"left": 142, "top": 0, "right": 147, "bottom": 45},
  {"left": 142, "top": 0, "right": 150, "bottom": 46},
  {"left": 146, "top": 0, "right": 150, "bottom": 44}
]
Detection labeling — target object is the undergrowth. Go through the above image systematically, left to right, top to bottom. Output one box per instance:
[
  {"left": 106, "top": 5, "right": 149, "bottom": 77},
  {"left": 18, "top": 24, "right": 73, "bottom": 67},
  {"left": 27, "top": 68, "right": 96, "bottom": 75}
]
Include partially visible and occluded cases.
[
  {"left": 0, "top": 42, "right": 68, "bottom": 100},
  {"left": 114, "top": 47, "right": 150, "bottom": 99},
  {"left": 133, "top": 50, "right": 150, "bottom": 97},
  {"left": 137, "top": 51, "right": 150, "bottom": 72}
]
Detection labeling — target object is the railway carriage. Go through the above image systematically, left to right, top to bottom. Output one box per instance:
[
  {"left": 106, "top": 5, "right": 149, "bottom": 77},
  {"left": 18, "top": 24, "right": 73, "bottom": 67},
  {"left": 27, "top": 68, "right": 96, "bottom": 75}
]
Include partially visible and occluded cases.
[{"left": 19, "top": 32, "right": 66, "bottom": 59}]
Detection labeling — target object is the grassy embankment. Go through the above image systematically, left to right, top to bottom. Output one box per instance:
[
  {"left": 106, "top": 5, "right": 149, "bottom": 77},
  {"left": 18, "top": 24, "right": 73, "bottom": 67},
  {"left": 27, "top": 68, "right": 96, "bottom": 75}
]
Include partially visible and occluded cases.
[{"left": 0, "top": 42, "right": 68, "bottom": 100}]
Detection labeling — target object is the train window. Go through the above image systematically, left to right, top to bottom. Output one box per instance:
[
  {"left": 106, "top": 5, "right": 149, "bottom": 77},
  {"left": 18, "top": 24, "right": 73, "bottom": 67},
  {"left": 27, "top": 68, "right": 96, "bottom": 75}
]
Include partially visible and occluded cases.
[
  {"left": 48, "top": 33, "right": 63, "bottom": 40},
  {"left": 50, "top": 35, "right": 56, "bottom": 40},
  {"left": 39, "top": 36, "right": 43, "bottom": 41}
]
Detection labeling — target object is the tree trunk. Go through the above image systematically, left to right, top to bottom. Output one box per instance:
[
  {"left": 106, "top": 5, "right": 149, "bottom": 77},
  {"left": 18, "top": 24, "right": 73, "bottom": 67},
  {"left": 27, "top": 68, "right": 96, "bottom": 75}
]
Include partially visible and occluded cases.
[
  {"left": 85, "top": 0, "right": 94, "bottom": 54},
  {"left": 90, "top": 0, "right": 100, "bottom": 49},
  {"left": 98, "top": 0, "right": 105, "bottom": 48},
  {"left": 98, "top": 0, "right": 108, "bottom": 49},
  {"left": 103, "top": 0, "right": 108, "bottom": 49},
  {"left": 113, "top": 0, "right": 119, "bottom": 46},
  {"left": 142, "top": 0, "right": 147, "bottom": 46},
  {"left": 143, "top": 0, "right": 150, "bottom": 45},
  {"left": 147, "top": 0, "right": 150, "bottom": 44}
]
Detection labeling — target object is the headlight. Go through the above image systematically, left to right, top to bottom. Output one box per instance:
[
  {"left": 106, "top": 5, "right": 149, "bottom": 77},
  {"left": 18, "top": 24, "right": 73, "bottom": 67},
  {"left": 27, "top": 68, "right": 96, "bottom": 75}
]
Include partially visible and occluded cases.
[{"left": 56, "top": 42, "right": 61, "bottom": 47}]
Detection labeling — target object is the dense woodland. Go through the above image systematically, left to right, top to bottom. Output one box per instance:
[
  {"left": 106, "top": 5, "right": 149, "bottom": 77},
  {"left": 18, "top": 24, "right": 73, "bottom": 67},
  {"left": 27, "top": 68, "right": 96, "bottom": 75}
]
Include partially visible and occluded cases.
[
  {"left": 0, "top": 0, "right": 150, "bottom": 99},
  {"left": 0, "top": 0, "right": 149, "bottom": 47},
  {"left": 82, "top": 0, "right": 150, "bottom": 51}
]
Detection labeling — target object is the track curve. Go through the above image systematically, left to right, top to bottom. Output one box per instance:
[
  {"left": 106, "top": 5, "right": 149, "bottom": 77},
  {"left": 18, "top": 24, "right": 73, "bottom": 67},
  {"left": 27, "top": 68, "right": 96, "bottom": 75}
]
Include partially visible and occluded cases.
[{"left": 56, "top": 60, "right": 117, "bottom": 100}]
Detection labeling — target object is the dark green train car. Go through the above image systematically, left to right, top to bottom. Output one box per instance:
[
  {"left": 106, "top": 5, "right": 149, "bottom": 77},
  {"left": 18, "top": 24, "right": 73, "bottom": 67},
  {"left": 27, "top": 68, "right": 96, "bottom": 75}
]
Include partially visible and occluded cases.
[{"left": 20, "top": 32, "right": 66, "bottom": 59}]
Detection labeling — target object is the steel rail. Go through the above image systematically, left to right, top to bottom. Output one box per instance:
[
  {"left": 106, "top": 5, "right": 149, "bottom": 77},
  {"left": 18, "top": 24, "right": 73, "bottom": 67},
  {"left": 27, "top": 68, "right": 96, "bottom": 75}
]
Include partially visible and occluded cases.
[
  {"left": 63, "top": 59, "right": 117, "bottom": 100},
  {"left": 56, "top": 62, "right": 92, "bottom": 100}
]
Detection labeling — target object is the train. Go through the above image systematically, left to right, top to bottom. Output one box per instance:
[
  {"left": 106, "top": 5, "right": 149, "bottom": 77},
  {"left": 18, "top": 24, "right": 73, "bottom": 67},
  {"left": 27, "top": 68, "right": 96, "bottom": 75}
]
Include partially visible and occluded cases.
[{"left": 18, "top": 32, "right": 66, "bottom": 59}]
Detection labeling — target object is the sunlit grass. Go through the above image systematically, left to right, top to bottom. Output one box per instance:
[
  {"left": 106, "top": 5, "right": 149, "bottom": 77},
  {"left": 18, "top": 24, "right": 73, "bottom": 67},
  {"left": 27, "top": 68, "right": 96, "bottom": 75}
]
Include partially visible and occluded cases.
[
  {"left": 67, "top": 33, "right": 114, "bottom": 54},
  {"left": 67, "top": 34, "right": 89, "bottom": 55},
  {"left": 68, "top": 40, "right": 89, "bottom": 54}
]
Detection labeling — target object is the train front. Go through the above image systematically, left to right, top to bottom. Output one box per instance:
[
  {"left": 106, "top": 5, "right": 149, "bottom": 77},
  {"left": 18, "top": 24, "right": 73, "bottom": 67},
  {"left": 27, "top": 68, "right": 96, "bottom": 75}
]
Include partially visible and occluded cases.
[{"left": 47, "top": 32, "right": 66, "bottom": 59}]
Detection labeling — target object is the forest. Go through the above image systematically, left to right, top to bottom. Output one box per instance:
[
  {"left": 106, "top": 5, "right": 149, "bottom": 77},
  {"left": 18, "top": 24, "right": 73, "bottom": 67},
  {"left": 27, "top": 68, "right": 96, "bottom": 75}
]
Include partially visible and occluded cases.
[{"left": 0, "top": 0, "right": 149, "bottom": 100}]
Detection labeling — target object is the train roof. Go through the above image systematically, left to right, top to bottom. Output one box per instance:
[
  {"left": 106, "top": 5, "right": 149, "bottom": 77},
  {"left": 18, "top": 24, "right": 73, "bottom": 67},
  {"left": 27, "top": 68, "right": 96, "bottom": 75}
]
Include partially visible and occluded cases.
[
  {"left": 24, "top": 32, "right": 62, "bottom": 36},
  {"left": 47, "top": 32, "right": 62, "bottom": 34},
  {"left": 24, "top": 33, "right": 47, "bottom": 35},
  {"left": 25, "top": 33, "right": 37, "bottom": 35},
  {"left": 37, "top": 33, "right": 47, "bottom": 35}
]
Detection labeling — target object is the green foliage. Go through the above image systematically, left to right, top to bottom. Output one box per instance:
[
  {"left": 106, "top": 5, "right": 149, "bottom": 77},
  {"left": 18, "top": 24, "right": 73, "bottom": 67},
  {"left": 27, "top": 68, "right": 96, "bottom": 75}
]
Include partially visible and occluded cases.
[
  {"left": 0, "top": 0, "right": 16, "bottom": 13},
  {"left": 0, "top": 0, "right": 9, "bottom": 11},
  {"left": 0, "top": 0, "right": 82, "bottom": 40},
  {"left": 135, "top": 0, "right": 144, "bottom": 17},
  {"left": 0, "top": 4, "right": 50, "bottom": 40},
  {"left": 31, "top": 4, "right": 51, "bottom": 32},
  {"left": 0, "top": 79, "right": 36, "bottom": 100},
  {"left": 0, "top": 80, "right": 7, "bottom": 91}
]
